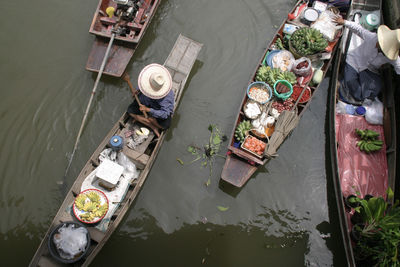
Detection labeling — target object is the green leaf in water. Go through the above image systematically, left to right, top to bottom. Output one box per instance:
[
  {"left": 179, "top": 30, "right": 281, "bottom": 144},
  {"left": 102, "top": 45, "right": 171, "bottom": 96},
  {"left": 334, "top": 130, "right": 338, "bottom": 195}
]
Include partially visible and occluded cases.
[
  {"left": 208, "top": 124, "right": 214, "bottom": 132},
  {"left": 213, "top": 135, "right": 221, "bottom": 145},
  {"left": 188, "top": 146, "right": 197, "bottom": 155},
  {"left": 177, "top": 158, "right": 184, "bottom": 165},
  {"left": 202, "top": 161, "right": 207, "bottom": 167},
  {"left": 205, "top": 178, "right": 211, "bottom": 187},
  {"left": 217, "top": 206, "right": 229, "bottom": 211}
]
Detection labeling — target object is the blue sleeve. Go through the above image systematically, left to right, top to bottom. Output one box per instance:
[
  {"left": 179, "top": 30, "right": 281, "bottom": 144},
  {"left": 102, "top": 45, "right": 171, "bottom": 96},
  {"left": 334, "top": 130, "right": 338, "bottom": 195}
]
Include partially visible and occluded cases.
[{"left": 149, "top": 91, "right": 175, "bottom": 119}]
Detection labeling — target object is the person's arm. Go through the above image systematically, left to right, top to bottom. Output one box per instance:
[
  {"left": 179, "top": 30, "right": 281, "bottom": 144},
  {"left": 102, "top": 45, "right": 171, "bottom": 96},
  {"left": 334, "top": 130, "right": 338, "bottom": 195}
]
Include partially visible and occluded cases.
[{"left": 333, "top": 16, "right": 375, "bottom": 40}]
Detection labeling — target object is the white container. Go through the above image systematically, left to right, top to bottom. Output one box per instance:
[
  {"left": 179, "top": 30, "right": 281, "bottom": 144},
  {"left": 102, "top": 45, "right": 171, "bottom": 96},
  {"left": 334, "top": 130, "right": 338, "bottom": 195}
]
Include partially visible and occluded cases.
[
  {"left": 312, "top": 1, "right": 328, "bottom": 13},
  {"left": 361, "top": 13, "right": 380, "bottom": 31},
  {"left": 96, "top": 159, "right": 124, "bottom": 189}
]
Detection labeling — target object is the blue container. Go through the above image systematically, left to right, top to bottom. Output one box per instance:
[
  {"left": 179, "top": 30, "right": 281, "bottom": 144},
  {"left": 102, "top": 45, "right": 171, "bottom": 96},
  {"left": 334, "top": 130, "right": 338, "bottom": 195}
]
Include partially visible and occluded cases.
[
  {"left": 263, "top": 49, "right": 281, "bottom": 67},
  {"left": 247, "top": 81, "right": 272, "bottom": 104},
  {"left": 356, "top": 106, "right": 366, "bottom": 116},
  {"left": 109, "top": 135, "right": 123, "bottom": 151}
]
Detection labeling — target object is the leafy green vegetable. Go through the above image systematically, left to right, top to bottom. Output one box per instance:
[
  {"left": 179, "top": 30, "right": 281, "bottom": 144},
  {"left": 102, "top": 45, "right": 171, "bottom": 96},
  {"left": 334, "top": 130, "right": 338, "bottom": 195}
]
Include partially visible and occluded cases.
[{"left": 176, "top": 158, "right": 184, "bottom": 165}]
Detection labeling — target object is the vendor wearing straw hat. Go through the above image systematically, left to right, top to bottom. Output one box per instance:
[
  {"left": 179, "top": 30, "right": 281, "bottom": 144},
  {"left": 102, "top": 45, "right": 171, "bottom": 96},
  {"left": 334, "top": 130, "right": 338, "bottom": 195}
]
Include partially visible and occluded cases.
[
  {"left": 334, "top": 16, "right": 400, "bottom": 105},
  {"left": 127, "top": 63, "right": 174, "bottom": 137}
]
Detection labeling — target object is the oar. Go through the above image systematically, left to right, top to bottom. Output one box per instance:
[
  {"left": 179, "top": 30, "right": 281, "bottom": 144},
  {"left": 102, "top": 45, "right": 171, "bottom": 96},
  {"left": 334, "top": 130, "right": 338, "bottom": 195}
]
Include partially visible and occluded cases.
[
  {"left": 63, "top": 32, "right": 116, "bottom": 181},
  {"left": 122, "top": 73, "right": 148, "bottom": 118}
]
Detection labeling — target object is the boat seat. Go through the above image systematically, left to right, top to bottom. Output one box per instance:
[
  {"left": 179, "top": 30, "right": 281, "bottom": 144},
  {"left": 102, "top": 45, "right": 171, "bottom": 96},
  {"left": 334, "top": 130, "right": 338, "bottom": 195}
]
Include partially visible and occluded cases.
[
  {"left": 100, "top": 17, "right": 117, "bottom": 26},
  {"left": 127, "top": 22, "right": 143, "bottom": 31},
  {"left": 122, "top": 147, "right": 149, "bottom": 169},
  {"left": 87, "top": 227, "right": 105, "bottom": 243},
  {"left": 37, "top": 255, "right": 59, "bottom": 267}
]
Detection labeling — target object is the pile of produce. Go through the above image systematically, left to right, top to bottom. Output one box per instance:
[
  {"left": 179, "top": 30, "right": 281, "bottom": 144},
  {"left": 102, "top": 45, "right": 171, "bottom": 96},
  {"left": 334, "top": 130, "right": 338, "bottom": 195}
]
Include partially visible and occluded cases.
[
  {"left": 290, "top": 28, "right": 328, "bottom": 56},
  {"left": 256, "top": 66, "right": 296, "bottom": 87},
  {"left": 248, "top": 86, "right": 270, "bottom": 103},
  {"left": 291, "top": 86, "right": 311, "bottom": 103},
  {"left": 271, "top": 98, "right": 295, "bottom": 113},
  {"left": 235, "top": 120, "right": 252, "bottom": 142},
  {"left": 355, "top": 129, "right": 383, "bottom": 153},
  {"left": 242, "top": 136, "right": 266, "bottom": 156},
  {"left": 74, "top": 191, "right": 108, "bottom": 222}
]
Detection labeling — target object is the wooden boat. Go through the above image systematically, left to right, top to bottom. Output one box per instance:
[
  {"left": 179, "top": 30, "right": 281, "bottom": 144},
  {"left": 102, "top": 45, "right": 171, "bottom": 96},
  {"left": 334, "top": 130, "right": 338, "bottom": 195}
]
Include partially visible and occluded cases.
[
  {"left": 86, "top": 0, "right": 161, "bottom": 77},
  {"left": 221, "top": 0, "right": 348, "bottom": 187},
  {"left": 328, "top": 0, "right": 397, "bottom": 265},
  {"left": 29, "top": 34, "right": 202, "bottom": 266}
]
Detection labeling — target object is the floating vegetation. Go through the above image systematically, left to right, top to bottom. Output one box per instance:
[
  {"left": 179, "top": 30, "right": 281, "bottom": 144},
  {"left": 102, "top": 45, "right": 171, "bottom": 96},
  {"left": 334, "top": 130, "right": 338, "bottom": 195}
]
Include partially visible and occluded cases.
[{"left": 177, "top": 124, "right": 227, "bottom": 186}]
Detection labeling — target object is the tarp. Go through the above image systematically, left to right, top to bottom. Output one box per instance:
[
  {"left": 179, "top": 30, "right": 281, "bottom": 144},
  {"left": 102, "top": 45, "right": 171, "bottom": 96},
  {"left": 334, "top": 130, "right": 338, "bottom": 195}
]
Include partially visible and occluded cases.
[{"left": 335, "top": 114, "right": 388, "bottom": 198}]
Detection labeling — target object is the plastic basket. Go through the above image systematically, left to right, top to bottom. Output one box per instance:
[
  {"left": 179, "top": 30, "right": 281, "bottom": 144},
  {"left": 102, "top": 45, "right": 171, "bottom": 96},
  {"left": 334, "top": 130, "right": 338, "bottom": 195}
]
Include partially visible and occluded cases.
[
  {"left": 273, "top": 80, "right": 293, "bottom": 100},
  {"left": 247, "top": 82, "right": 272, "bottom": 104}
]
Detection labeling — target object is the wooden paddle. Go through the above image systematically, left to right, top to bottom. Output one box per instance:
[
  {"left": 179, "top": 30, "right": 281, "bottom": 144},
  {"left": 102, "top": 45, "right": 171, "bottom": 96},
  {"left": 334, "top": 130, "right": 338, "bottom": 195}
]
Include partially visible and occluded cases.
[
  {"left": 62, "top": 32, "right": 117, "bottom": 183},
  {"left": 123, "top": 73, "right": 148, "bottom": 118}
]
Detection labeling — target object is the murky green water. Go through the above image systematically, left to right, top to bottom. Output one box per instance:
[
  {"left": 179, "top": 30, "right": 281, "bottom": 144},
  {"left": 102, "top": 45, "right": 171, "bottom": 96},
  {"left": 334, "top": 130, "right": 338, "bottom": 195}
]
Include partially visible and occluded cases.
[{"left": 0, "top": 0, "right": 347, "bottom": 265}]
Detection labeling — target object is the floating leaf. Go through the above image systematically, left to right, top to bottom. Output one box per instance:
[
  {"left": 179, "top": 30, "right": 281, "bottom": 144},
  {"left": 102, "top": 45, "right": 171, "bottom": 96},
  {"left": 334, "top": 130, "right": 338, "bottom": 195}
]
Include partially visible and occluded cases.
[
  {"left": 208, "top": 124, "right": 214, "bottom": 132},
  {"left": 213, "top": 135, "right": 221, "bottom": 145},
  {"left": 188, "top": 146, "right": 197, "bottom": 154},
  {"left": 177, "top": 158, "right": 184, "bottom": 165},
  {"left": 202, "top": 161, "right": 207, "bottom": 167},
  {"left": 205, "top": 178, "right": 211, "bottom": 187},
  {"left": 217, "top": 206, "right": 229, "bottom": 211}
]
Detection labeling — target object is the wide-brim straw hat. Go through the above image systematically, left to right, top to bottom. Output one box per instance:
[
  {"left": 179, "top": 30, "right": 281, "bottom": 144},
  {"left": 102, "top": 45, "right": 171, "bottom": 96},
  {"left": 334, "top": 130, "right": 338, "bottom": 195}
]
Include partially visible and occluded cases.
[
  {"left": 377, "top": 25, "right": 400, "bottom": 61},
  {"left": 138, "top": 63, "right": 172, "bottom": 99}
]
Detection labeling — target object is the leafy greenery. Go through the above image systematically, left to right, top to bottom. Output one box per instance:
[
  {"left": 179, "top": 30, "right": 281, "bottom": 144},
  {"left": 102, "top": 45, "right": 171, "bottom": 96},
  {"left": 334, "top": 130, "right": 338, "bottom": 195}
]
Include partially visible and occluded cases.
[
  {"left": 177, "top": 124, "right": 227, "bottom": 186},
  {"left": 352, "top": 188, "right": 400, "bottom": 266}
]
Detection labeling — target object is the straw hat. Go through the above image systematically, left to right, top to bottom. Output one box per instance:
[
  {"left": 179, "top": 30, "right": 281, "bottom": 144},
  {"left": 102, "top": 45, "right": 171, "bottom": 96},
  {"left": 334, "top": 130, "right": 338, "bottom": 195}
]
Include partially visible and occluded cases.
[
  {"left": 377, "top": 25, "right": 400, "bottom": 60},
  {"left": 138, "top": 63, "right": 172, "bottom": 99}
]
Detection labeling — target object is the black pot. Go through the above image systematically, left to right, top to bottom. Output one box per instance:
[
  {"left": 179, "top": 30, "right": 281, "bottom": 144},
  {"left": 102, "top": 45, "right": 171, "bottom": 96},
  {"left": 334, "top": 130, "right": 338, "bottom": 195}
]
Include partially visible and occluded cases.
[
  {"left": 363, "top": 194, "right": 374, "bottom": 201},
  {"left": 345, "top": 195, "right": 360, "bottom": 209},
  {"left": 351, "top": 212, "right": 364, "bottom": 225},
  {"left": 48, "top": 221, "right": 91, "bottom": 264},
  {"left": 350, "top": 223, "right": 364, "bottom": 242}
]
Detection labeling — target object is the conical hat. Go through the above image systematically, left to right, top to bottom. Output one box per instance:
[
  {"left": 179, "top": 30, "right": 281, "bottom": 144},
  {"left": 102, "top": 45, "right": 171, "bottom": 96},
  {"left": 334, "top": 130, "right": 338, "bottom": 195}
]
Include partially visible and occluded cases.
[
  {"left": 377, "top": 25, "right": 400, "bottom": 61},
  {"left": 138, "top": 64, "right": 172, "bottom": 99}
]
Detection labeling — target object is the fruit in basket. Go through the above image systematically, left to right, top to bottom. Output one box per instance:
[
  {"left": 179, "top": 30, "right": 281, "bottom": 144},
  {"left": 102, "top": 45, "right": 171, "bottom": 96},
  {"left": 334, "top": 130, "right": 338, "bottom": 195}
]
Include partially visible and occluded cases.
[
  {"left": 290, "top": 28, "right": 328, "bottom": 56},
  {"left": 255, "top": 66, "right": 296, "bottom": 87},
  {"left": 234, "top": 120, "right": 252, "bottom": 142},
  {"left": 243, "top": 136, "right": 266, "bottom": 155}
]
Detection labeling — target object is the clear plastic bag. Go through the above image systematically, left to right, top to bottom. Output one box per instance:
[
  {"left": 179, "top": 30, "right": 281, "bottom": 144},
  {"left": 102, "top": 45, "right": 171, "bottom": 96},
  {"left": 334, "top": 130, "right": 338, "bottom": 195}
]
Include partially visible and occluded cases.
[
  {"left": 311, "top": 10, "right": 342, "bottom": 41},
  {"left": 272, "top": 50, "right": 295, "bottom": 72},
  {"left": 292, "top": 57, "right": 312, "bottom": 77},
  {"left": 363, "top": 98, "right": 383, "bottom": 125}
]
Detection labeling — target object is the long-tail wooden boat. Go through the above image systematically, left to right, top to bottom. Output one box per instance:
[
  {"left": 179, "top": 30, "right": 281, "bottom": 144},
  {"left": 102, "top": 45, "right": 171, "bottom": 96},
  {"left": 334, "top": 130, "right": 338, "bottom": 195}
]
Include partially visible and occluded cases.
[
  {"left": 86, "top": 0, "right": 161, "bottom": 77},
  {"left": 221, "top": 0, "right": 349, "bottom": 187},
  {"left": 328, "top": 0, "right": 398, "bottom": 265},
  {"left": 29, "top": 34, "right": 202, "bottom": 266}
]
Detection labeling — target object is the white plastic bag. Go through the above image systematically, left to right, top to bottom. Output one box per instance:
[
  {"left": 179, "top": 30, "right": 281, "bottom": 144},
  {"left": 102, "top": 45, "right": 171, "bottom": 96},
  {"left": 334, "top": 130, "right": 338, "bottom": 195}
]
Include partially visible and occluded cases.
[
  {"left": 311, "top": 10, "right": 342, "bottom": 42},
  {"left": 363, "top": 98, "right": 383, "bottom": 125},
  {"left": 336, "top": 100, "right": 347, "bottom": 114}
]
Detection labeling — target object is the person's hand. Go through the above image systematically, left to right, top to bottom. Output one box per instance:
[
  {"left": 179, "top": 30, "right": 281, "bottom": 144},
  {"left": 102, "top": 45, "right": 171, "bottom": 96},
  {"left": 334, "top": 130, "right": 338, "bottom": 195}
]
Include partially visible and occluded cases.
[
  {"left": 333, "top": 15, "right": 345, "bottom": 25},
  {"left": 139, "top": 104, "right": 150, "bottom": 113}
]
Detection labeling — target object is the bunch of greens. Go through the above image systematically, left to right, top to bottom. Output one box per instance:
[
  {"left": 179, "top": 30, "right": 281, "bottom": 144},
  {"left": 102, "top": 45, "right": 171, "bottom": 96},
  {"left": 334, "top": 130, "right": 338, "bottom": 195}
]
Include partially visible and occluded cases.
[{"left": 177, "top": 124, "right": 227, "bottom": 186}]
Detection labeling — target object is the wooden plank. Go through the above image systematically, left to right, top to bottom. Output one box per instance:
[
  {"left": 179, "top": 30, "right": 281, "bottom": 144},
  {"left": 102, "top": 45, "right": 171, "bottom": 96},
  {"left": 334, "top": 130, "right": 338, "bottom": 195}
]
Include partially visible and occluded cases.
[
  {"left": 221, "top": 155, "right": 258, "bottom": 187},
  {"left": 87, "top": 227, "right": 105, "bottom": 243},
  {"left": 37, "top": 256, "right": 64, "bottom": 267}
]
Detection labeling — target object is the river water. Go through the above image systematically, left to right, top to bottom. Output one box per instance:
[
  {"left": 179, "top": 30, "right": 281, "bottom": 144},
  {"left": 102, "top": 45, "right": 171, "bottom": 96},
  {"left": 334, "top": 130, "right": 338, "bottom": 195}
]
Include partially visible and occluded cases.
[{"left": 0, "top": 0, "right": 347, "bottom": 265}]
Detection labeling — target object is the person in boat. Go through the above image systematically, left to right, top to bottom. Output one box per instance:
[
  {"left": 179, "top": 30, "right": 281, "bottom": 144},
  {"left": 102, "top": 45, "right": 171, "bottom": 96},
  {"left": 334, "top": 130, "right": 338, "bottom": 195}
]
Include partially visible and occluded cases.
[
  {"left": 334, "top": 16, "right": 400, "bottom": 104},
  {"left": 127, "top": 63, "right": 174, "bottom": 137}
]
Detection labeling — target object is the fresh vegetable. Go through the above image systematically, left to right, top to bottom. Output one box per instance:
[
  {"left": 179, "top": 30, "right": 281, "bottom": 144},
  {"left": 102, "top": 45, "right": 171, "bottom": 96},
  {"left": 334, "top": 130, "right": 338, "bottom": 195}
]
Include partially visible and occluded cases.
[
  {"left": 290, "top": 28, "right": 328, "bottom": 56},
  {"left": 275, "top": 38, "right": 285, "bottom": 50},
  {"left": 256, "top": 66, "right": 296, "bottom": 87},
  {"left": 312, "top": 69, "right": 323, "bottom": 84},
  {"left": 291, "top": 86, "right": 311, "bottom": 103},
  {"left": 271, "top": 99, "right": 295, "bottom": 113},
  {"left": 235, "top": 120, "right": 252, "bottom": 142},
  {"left": 355, "top": 129, "right": 383, "bottom": 153},
  {"left": 242, "top": 136, "right": 266, "bottom": 156}
]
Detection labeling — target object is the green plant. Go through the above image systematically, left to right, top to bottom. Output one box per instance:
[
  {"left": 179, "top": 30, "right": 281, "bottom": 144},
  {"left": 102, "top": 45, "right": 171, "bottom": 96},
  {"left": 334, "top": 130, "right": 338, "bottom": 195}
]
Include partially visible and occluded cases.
[
  {"left": 290, "top": 28, "right": 328, "bottom": 56},
  {"left": 177, "top": 124, "right": 227, "bottom": 186}
]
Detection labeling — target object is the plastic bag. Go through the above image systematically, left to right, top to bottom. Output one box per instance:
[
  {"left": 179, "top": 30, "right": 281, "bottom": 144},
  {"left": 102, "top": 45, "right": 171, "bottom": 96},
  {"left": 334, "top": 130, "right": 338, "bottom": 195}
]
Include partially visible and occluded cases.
[
  {"left": 311, "top": 10, "right": 342, "bottom": 42},
  {"left": 272, "top": 50, "right": 295, "bottom": 72},
  {"left": 292, "top": 57, "right": 312, "bottom": 77},
  {"left": 363, "top": 98, "right": 383, "bottom": 125},
  {"left": 336, "top": 100, "right": 347, "bottom": 114},
  {"left": 117, "top": 152, "right": 139, "bottom": 181}
]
